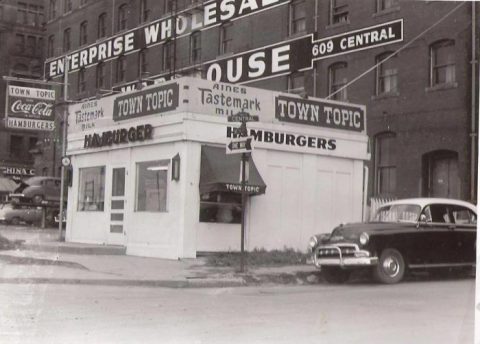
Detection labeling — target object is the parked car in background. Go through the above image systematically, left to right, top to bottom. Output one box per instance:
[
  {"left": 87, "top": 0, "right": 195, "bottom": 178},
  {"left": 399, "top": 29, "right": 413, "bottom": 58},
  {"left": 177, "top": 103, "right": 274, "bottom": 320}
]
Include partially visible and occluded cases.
[
  {"left": 9, "top": 177, "right": 61, "bottom": 205},
  {"left": 308, "top": 198, "right": 477, "bottom": 284},
  {"left": 0, "top": 203, "right": 42, "bottom": 225}
]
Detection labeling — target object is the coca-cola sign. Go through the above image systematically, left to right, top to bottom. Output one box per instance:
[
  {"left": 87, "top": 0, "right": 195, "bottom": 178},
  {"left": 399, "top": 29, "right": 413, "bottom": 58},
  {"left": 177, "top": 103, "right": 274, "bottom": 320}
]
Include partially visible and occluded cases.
[{"left": 7, "top": 85, "right": 56, "bottom": 131}]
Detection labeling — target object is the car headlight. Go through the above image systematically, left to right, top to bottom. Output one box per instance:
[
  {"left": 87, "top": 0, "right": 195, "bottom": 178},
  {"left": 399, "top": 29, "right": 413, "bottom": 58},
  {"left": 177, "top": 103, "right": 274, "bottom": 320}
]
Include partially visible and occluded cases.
[
  {"left": 359, "top": 232, "right": 369, "bottom": 246},
  {"left": 308, "top": 236, "right": 318, "bottom": 249}
]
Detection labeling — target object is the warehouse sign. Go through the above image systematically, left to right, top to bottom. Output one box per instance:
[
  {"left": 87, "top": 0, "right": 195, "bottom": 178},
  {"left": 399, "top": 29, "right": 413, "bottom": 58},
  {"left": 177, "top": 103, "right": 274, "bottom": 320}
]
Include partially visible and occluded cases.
[
  {"left": 46, "top": 0, "right": 290, "bottom": 78},
  {"left": 205, "top": 19, "right": 403, "bottom": 84},
  {"left": 6, "top": 86, "right": 56, "bottom": 131},
  {"left": 275, "top": 95, "right": 365, "bottom": 132}
]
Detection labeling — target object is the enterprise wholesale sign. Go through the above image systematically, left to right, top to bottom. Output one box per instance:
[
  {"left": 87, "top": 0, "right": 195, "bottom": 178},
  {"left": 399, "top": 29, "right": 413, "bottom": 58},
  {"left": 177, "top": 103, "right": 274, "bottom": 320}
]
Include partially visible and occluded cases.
[
  {"left": 46, "top": 0, "right": 289, "bottom": 78},
  {"left": 6, "top": 86, "right": 56, "bottom": 131},
  {"left": 275, "top": 95, "right": 365, "bottom": 133}
]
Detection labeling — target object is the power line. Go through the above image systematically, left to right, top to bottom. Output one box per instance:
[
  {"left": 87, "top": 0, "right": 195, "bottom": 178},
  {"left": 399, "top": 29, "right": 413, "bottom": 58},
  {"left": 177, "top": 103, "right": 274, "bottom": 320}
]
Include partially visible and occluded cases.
[{"left": 326, "top": 1, "right": 467, "bottom": 100}]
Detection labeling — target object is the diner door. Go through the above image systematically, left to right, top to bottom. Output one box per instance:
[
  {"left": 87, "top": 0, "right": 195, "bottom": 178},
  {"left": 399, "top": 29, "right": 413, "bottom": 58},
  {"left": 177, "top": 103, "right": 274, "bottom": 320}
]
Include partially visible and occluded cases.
[{"left": 108, "top": 166, "right": 127, "bottom": 245}]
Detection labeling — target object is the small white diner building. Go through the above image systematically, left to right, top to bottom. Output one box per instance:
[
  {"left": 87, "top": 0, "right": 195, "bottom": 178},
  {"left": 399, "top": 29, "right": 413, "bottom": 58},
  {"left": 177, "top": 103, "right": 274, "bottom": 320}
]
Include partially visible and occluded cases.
[{"left": 65, "top": 77, "right": 369, "bottom": 259}]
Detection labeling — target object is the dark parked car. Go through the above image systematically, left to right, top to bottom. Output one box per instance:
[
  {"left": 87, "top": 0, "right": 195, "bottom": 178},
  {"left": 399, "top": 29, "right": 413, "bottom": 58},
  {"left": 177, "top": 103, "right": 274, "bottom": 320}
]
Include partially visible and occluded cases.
[
  {"left": 9, "top": 177, "right": 61, "bottom": 205},
  {"left": 308, "top": 198, "right": 476, "bottom": 284},
  {"left": 0, "top": 203, "right": 42, "bottom": 225}
]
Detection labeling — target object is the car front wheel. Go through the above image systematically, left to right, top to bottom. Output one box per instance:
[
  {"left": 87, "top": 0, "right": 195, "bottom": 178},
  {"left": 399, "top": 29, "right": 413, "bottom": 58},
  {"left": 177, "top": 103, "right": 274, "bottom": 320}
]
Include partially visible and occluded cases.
[
  {"left": 32, "top": 195, "right": 44, "bottom": 204},
  {"left": 373, "top": 248, "right": 405, "bottom": 284},
  {"left": 322, "top": 267, "right": 350, "bottom": 284}
]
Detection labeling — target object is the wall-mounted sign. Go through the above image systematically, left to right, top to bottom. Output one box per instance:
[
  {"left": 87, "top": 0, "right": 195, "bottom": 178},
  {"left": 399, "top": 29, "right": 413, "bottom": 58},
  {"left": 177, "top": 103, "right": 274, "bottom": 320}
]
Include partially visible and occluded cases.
[
  {"left": 46, "top": 0, "right": 290, "bottom": 78},
  {"left": 113, "top": 83, "right": 179, "bottom": 121},
  {"left": 6, "top": 86, "right": 56, "bottom": 131},
  {"left": 275, "top": 95, "right": 365, "bottom": 132},
  {"left": 70, "top": 99, "right": 112, "bottom": 133},
  {"left": 83, "top": 124, "right": 153, "bottom": 148},
  {"left": 2, "top": 166, "right": 35, "bottom": 177}
]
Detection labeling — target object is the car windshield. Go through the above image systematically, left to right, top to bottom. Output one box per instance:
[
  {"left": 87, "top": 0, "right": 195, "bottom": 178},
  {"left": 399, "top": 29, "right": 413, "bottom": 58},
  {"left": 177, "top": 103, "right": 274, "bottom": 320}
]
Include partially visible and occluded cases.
[{"left": 373, "top": 204, "right": 421, "bottom": 223}]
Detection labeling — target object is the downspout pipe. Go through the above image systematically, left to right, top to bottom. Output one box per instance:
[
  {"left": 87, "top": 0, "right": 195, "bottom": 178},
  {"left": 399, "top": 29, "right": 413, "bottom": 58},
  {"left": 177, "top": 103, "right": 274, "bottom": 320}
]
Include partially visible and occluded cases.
[{"left": 471, "top": 2, "right": 477, "bottom": 203}]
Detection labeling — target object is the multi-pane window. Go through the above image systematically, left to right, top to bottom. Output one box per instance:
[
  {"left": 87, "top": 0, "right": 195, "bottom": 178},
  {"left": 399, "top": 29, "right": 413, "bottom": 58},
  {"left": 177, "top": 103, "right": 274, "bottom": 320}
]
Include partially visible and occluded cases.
[
  {"left": 49, "top": 0, "right": 56, "bottom": 20},
  {"left": 64, "top": 0, "right": 72, "bottom": 13},
  {"left": 80, "top": 0, "right": 88, "bottom": 6},
  {"left": 139, "top": 0, "right": 149, "bottom": 23},
  {"left": 289, "top": 0, "right": 306, "bottom": 35},
  {"left": 329, "top": 0, "right": 348, "bottom": 25},
  {"left": 376, "top": 0, "right": 399, "bottom": 12},
  {"left": 17, "top": 3, "right": 27, "bottom": 24},
  {"left": 27, "top": 4, "right": 44, "bottom": 26},
  {"left": 117, "top": 4, "right": 128, "bottom": 31},
  {"left": 98, "top": 13, "right": 107, "bottom": 39},
  {"left": 79, "top": 21, "right": 88, "bottom": 46},
  {"left": 219, "top": 22, "right": 233, "bottom": 55},
  {"left": 63, "top": 28, "right": 71, "bottom": 52},
  {"left": 190, "top": 31, "right": 201, "bottom": 63},
  {"left": 15, "top": 34, "right": 25, "bottom": 54},
  {"left": 47, "top": 35, "right": 55, "bottom": 57},
  {"left": 26, "top": 36, "right": 36, "bottom": 55},
  {"left": 37, "top": 37, "right": 43, "bottom": 56},
  {"left": 430, "top": 39, "right": 455, "bottom": 86},
  {"left": 163, "top": 41, "right": 173, "bottom": 71},
  {"left": 138, "top": 50, "right": 148, "bottom": 77},
  {"left": 375, "top": 52, "right": 398, "bottom": 95},
  {"left": 115, "top": 56, "right": 127, "bottom": 83},
  {"left": 96, "top": 62, "right": 105, "bottom": 88},
  {"left": 328, "top": 62, "right": 348, "bottom": 100},
  {"left": 78, "top": 69, "right": 86, "bottom": 93},
  {"left": 288, "top": 72, "right": 305, "bottom": 94},
  {"left": 375, "top": 132, "right": 396, "bottom": 196},
  {"left": 10, "top": 135, "right": 23, "bottom": 158},
  {"left": 135, "top": 160, "right": 169, "bottom": 212},
  {"left": 78, "top": 166, "right": 105, "bottom": 211}
]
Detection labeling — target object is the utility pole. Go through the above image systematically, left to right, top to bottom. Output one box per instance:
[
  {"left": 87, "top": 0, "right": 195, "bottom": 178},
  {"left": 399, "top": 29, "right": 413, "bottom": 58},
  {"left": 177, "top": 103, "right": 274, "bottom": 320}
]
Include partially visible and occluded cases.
[{"left": 58, "top": 56, "right": 69, "bottom": 241}]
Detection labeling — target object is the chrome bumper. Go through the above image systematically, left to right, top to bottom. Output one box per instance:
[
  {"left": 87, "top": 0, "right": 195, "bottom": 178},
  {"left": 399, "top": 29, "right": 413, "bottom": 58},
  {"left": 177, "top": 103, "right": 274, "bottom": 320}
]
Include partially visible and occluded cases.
[{"left": 312, "top": 244, "right": 378, "bottom": 268}]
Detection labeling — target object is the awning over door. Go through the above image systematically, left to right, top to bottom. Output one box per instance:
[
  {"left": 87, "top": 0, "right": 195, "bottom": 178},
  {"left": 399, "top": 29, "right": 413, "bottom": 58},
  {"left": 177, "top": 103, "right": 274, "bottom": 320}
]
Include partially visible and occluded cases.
[{"left": 200, "top": 145, "right": 266, "bottom": 196}]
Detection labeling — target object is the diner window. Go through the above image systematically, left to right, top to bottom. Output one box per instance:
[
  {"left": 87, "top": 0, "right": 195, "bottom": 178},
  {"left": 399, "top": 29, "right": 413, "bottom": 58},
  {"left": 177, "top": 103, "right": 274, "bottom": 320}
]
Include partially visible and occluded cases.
[
  {"left": 49, "top": 0, "right": 56, "bottom": 20},
  {"left": 139, "top": 0, "right": 149, "bottom": 23},
  {"left": 289, "top": 0, "right": 306, "bottom": 35},
  {"left": 329, "top": 0, "right": 348, "bottom": 25},
  {"left": 376, "top": 0, "right": 398, "bottom": 12},
  {"left": 117, "top": 4, "right": 128, "bottom": 32},
  {"left": 98, "top": 13, "right": 107, "bottom": 38},
  {"left": 79, "top": 21, "right": 88, "bottom": 46},
  {"left": 219, "top": 22, "right": 233, "bottom": 55},
  {"left": 63, "top": 28, "right": 71, "bottom": 52},
  {"left": 190, "top": 31, "right": 201, "bottom": 64},
  {"left": 430, "top": 39, "right": 455, "bottom": 86},
  {"left": 138, "top": 50, "right": 148, "bottom": 77},
  {"left": 375, "top": 52, "right": 398, "bottom": 95},
  {"left": 115, "top": 56, "right": 126, "bottom": 83},
  {"left": 96, "top": 62, "right": 105, "bottom": 88},
  {"left": 328, "top": 62, "right": 348, "bottom": 101},
  {"left": 78, "top": 68, "right": 86, "bottom": 93},
  {"left": 288, "top": 72, "right": 305, "bottom": 94},
  {"left": 375, "top": 132, "right": 396, "bottom": 196},
  {"left": 135, "top": 160, "right": 169, "bottom": 212},
  {"left": 78, "top": 166, "right": 105, "bottom": 211},
  {"left": 200, "top": 192, "right": 241, "bottom": 224}
]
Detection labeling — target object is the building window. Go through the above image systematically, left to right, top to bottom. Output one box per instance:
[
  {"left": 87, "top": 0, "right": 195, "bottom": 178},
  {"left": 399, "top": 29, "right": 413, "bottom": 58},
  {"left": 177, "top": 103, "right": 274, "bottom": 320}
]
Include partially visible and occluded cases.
[
  {"left": 49, "top": 0, "right": 56, "bottom": 20},
  {"left": 64, "top": 0, "right": 72, "bottom": 13},
  {"left": 80, "top": 0, "right": 88, "bottom": 6},
  {"left": 139, "top": 0, "right": 149, "bottom": 23},
  {"left": 164, "top": 0, "right": 174, "bottom": 13},
  {"left": 289, "top": 0, "right": 306, "bottom": 35},
  {"left": 329, "top": 0, "right": 348, "bottom": 25},
  {"left": 376, "top": 0, "right": 398, "bottom": 12},
  {"left": 17, "top": 2, "right": 27, "bottom": 24},
  {"left": 27, "top": 4, "right": 43, "bottom": 26},
  {"left": 117, "top": 4, "right": 128, "bottom": 32},
  {"left": 98, "top": 13, "right": 107, "bottom": 39},
  {"left": 79, "top": 21, "right": 88, "bottom": 46},
  {"left": 219, "top": 22, "right": 233, "bottom": 55},
  {"left": 63, "top": 28, "right": 71, "bottom": 52},
  {"left": 190, "top": 31, "right": 201, "bottom": 64},
  {"left": 15, "top": 34, "right": 25, "bottom": 54},
  {"left": 26, "top": 36, "right": 36, "bottom": 56},
  {"left": 37, "top": 37, "right": 43, "bottom": 56},
  {"left": 430, "top": 39, "right": 455, "bottom": 86},
  {"left": 163, "top": 40, "right": 173, "bottom": 71},
  {"left": 138, "top": 50, "right": 148, "bottom": 77},
  {"left": 375, "top": 52, "right": 398, "bottom": 95},
  {"left": 115, "top": 56, "right": 126, "bottom": 83},
  {"left": 96, "top": 62, "right": 105, "bottom": 88},
  {"left": 328, "top": 62, "right": 348, "bottom": 100},
  {"left": 78, "top": 69, "right": 86, "bottom": 93},
  {"left": 288, "top": 72, "right": 305, "bottom": 94},
  {"left": 375, "top": 132, "right": 396, "bottom": 196},
  {"left": 10, "top": 135, "right": 23, "bottom": 158},
  {"left": 28, "top": 137, "right": 38, "bottom": 160},
  {"left": 422, "top": 150, "right": 459, "bottom": 198},
  {"left": 135, "top": 160, "right": 169, "bottom": 212},
  {"left": 78, "top": 166, "right": 105, "bottom": 211},
  {"left": 199, "top": 192, "right": 242, "bottom": 224}
]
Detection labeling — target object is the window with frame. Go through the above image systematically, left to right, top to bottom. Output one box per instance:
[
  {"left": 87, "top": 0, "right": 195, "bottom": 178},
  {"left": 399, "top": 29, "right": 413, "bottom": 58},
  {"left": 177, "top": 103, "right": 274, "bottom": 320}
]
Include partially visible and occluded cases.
[
  {"left": 49, "top": 0, "right": 56, "bottom": 20},
  {"left": 64, "top": 0, "right": 72, "bottom": 13},
  {"left": 80, "top": 0, "right": 88, "bottom": 6},
  {"left": 139, "top": 0, "right": 149, "bottom": 23},
  {"left": 289, "top": 0, "right": 306, "bottom": 35},
  {"left": 329, "top": 0, "right": 348, "bottom": 25},
  {"left": 376, "top": 0, "right": 398, "bottom": 12},
  {"left": 17, "top": 2, "right": 27, "bottom": 24},
  {"left": 27, "top": 4, "right": 43, "bottom": 26},
  {"left": 117, "top": 4, "right": 128, "bottom": 32},
  {"left": 98, "top": 13, "right": 107, "bottom": 38},
  {"left": 79, "top": 21, "right": 88, "bottom": 46},
  {"left": 219, "top": 22, "right": 233, "bottom": 55},
  {"left": 63, "top": 28, "right": 71, "bottom": 52},
  {"left": 190, "top": 31, "right": 201, "bottom": 64},
  {"left": 15, "top": 34, "right": 25, "bottom": 54},
  {"left": 26, "top": 36, "right": 36, "bottom": 56},
  {"left": 36, "top": 37, "right": 43, "bottom": 56},
  {"left": 430, "top": 39, "right": 455, "bottom": 86},
  {"left": 163, "top": 40, "right": 173, "bottom": 71},
  {"left": 138, "top": 50, "right": 148, "bottom": 77},
  {"left": 375, "top": 52, "right": 398, "bottom": 95},
  {"left": 115, "top": 56, "right": 126, "bottom": 83},
  {"left": 96, "top": 62, "right": 105, "bottom": 88},
  {"left": 328, "top": 62, "right": 348, "bottom": 101},
  {"left": 78, "top": 69, "right": 86, "bottom": 93},
  {"left": 288, "top": 72, "right": 305, "bottom": 94},
  {"left": 375, "top": 132, "right": 396, "bottom": 196},
  {"left": 10, "top": 135, "right": 23, "bottom": 158},
  {"left": 28, "top": 137, "right": 38, "bottom": 160},
  {"left": 136, "top": 160, "right": 169, "bottom": 212},
  {"left": 78, "top": 166, "right": 105, "bottom": 211},
  {"left": 199, "top": 192, "right": 242, "bottom": 224},
  {"left": 451, "top": 206, "right": 477, "bottom": 225}
]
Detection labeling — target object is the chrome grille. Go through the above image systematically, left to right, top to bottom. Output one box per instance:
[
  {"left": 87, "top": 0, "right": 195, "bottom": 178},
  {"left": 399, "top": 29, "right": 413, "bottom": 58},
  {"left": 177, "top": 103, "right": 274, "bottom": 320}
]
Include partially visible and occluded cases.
[{"left": 316, "top": 244, "right": 358, "bottom": 258}]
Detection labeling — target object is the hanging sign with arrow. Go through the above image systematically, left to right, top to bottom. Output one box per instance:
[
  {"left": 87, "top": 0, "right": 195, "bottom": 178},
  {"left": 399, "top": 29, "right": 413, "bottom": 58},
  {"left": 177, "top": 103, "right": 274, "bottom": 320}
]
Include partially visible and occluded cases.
[{"left": 226, "top": 136, "right": 253, "bottom": 154}]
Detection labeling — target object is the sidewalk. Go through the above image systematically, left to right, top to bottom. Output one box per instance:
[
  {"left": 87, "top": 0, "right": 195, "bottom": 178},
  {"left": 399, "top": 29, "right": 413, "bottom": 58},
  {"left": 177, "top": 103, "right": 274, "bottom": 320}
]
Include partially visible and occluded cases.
[{"left": 0, "top": 225, "right": 321, "bottom": 288}]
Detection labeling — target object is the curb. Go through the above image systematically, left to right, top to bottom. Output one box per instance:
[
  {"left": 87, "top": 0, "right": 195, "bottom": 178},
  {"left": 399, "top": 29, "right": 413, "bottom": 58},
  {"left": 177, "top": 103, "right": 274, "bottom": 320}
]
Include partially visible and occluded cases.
[{"left": 21, "top": 243, "right": 126, "bottom": 255}]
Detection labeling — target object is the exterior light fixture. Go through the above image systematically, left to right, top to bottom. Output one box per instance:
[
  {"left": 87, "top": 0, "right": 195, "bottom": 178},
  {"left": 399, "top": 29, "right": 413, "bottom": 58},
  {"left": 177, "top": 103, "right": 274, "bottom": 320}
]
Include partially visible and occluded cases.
[{"left": 172, "top": 153, "right": 180, "bottom": 181}]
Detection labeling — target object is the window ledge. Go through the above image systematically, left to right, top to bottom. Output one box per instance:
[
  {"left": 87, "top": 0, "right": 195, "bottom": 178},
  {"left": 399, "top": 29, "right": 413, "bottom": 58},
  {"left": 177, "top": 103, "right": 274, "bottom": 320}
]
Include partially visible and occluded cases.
[
  {"left": 372, "top": 6, "right": 400, "bottom": 18},
  {"left": 325, "top": 21, "right": 350, "bottom": 30},
  {"left": 287, "top": 31, "right": 308, "bottom": 39},
  {"left": 217, "top": 51, "right": 234, "bottom": 59},
  {"left": 425, "top": 82, "right": 458, "bottom": 93},
  {"left": 371, "top": 92, "right": 400, "bottom": 101}
]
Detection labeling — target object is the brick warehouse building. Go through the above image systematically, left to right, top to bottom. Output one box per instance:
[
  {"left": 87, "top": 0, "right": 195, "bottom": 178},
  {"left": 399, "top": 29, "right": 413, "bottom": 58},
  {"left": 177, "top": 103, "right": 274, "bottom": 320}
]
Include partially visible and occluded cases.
[{"left": 43, "top": 0, "right": 479, "bottom": 204}]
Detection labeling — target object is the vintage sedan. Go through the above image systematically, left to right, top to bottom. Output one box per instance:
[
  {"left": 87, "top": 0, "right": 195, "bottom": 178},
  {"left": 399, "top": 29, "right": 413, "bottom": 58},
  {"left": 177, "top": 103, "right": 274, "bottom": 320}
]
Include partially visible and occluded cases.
[
  {"left": 9, "top": 176, "right": 61, "bottom": 205},
  {"left": 308, "top": 198, "right": 477, "bottom": 284}
]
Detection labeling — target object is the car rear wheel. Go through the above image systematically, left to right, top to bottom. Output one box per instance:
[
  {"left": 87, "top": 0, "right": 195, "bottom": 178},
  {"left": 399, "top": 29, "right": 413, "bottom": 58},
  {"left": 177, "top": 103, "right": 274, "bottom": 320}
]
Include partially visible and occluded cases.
[
  {"left": 32, "top": 195, "right": 44, "bottom": 205},
  {"left": 373, "top": 248, "right": 405, "bottom": 284},
  {"left": 322, "top": 267, "right": 350, "bottom": 284}
]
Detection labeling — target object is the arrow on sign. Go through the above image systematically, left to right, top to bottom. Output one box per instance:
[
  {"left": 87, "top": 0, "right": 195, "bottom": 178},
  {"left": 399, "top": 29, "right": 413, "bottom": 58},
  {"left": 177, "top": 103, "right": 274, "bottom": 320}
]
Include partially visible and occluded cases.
[
  {"left": 227, "top": 112, "right": 259, "bottom": 123},
  {"left": 226, "top": 136, "right": 253, "bottom": 154}
]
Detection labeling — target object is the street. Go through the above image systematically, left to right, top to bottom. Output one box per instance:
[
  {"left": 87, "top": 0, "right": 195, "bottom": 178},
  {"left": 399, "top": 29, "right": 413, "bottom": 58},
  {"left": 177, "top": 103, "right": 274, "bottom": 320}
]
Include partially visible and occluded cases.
[{"left": 0, "top": 279, "right": 474, "bottom": 344}]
